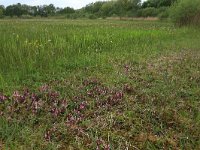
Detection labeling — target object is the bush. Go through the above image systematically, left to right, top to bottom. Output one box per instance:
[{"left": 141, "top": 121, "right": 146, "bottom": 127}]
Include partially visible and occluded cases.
[
  {"left": 170, "top": 0, "right": 200, "bottom": 26},
  {"left": 137, "top": 7, "right": 159, "bottom": 17},
  {"left": 158, "top": 7, "right": 170, "bottom": 19},
  {"left": 0, "top": 9, "right": 4, "bottom": 18},
  {"left": 68, "top": 13, "right": 79, "bottom": 19},
  {"left": 88, "top": 14, "right": 97, "bottom": 19},
  {"left": 20, "top": 15, "right": 33, "bottom": 19}
]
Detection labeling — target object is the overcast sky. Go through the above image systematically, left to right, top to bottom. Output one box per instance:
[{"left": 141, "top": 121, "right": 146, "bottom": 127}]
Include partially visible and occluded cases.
[{"left": 0, "top": 0, "right": 145, "bottom": 9}]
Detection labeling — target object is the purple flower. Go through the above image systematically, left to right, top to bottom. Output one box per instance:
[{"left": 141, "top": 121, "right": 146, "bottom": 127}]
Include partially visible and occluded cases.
[
  {"left": 39, "top": 84, "right": 49, "bottom": 92},
  {"left": 23, "top": 88, "right": 30, "bottom": 97},
  {"left": 12, "top": 91, "right": 25, "bottom": 103},
  {"left": 12, "top": 91, "right": 20, "bottom": 98},
  {"left": 48, "top": 91, "right": 60, "bottom": 102},
  {"left": 114, "top": 91, "right": 123, "bottom": 100},
  {"left": 0, "top": 93, "right": 7, "bottom": 103},
  {"left": 31, "top": 93, "right": 39, "bottom": 102},
  {"left": 61, "top": 99, "right": 68, "bottom": 108},
  {"left": 32, "top": 100, "right": 43, "bottom": 113},
  {"left": 79, "top": 102, "right": 87, "bottom": 110},
  {"left": 50, "top": 107, "right": 60, "bottom": 117},
  {"left": 0, "top": 111, "right": 4, "bottom": 116},
  {"left": 66, "top": 114, "right": 76, "bottom": 126},
  {"left": 44, "top": 130, "right": 51, "bottom": 141},
  {"left": 96, "top": 139, "right": 103, "bottom": 149},
  {"left": 104, "top": 144, "right": 111, "bottom": 150}
]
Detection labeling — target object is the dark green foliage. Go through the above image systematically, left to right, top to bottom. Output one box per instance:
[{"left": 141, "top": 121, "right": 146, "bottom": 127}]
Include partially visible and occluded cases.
[
  {"left": 0, "top": 0, "right": 172, "bottom": 19},
  {"left": 83, "top": 0, "right": 141, "bottom": 18},
  {"left": 138, "top": 0, "right": 176, "bottom": 18},
  {"left": 142, "top": 0, "right": 176, "bottom": 8},
  {"left": 170, "top": 0, "right": 200, "bottom": 26},
  {"left": 100, "top": 1, "right": 116, "bottom": 17},
  {"left": 4, "top": 3, "right": 56, "bottom": 17},
  {"left": 37, "top": 4, "right": 56, "bottom": 17},
  {"left": 0, "top": 5, "right": 5, "bottom": 18},
  {"left": 138, "top": 6, "right": 169, "bottom": 18},
  {"left": 58, "top": 7, "right": 75, "bottom": 14},
  {"left": 137, "top": 7, "right": 159, "bottom": 17},
  {"left": 157, "top": 7, "right": 169, "bottom": 19},
  {"left": 0, "top": 9, "right": 3, "bottom": 18},
  {"left": 88, "top": 14, "right": 98, "bottom": 19}
]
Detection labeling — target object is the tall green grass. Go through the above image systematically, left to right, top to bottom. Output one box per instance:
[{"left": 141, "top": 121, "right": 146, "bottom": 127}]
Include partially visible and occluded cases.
[{"left": 0, "top": 19, "right": 200, "bottom": 90}]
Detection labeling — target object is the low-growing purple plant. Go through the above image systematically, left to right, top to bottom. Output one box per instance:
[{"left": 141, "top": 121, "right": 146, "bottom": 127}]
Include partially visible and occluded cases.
[
  {"left": 0, "top": 78, "right": 127, "bottom": 149},
  {"left": 0, "top": 93, "right": 7, "bottom": 102}
]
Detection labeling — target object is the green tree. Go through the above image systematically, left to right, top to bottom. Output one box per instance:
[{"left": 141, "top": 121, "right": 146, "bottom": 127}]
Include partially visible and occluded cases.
[
  {"left": 115, "top": 0, "right": 141, "bottom": 18},
  {"left": 142, "top": 0, "right": 176, "bottom": 8},
  {"left": 170, "top": 0, "right": 200, "bottom": 26},
  {"left": 100, "top": 1, "right": 115, "bottom": 17},
  {"left": 5, "top": 3, "right": 24, "bottom": 17},
  {"left": 14, "top": 3, "right": 23, "bottom": 17},
  {"left": 46, "top": 4, "right": 56, "bottom": 15},
  {"left": 0, "top": 5, "right": 5, "bottom": 17},
  {"left": 5, "top": 5, "right": 15, "bottom": 17},
  {"left": 59, "top": 7, "right": 75, "bottom": 14},
  {"left": 138, "top": 7, "right": 159, "bottom": 17},
  {"left": 0, "top": 9, "right": 3, "bottom": 18}
]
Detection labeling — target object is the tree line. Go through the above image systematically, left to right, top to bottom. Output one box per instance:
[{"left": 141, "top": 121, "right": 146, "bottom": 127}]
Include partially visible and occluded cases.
[
  {"left": 0, "top": 0, "right": 176, "bottom": 19},
  {"left": 0, "top": 3, "right": 75, "bottom": 18}
]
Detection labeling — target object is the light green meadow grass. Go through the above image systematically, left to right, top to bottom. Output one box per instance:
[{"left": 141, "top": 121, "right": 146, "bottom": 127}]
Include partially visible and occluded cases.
[{"left": 0, "top": 19, "right": 199, "bottom": 91}]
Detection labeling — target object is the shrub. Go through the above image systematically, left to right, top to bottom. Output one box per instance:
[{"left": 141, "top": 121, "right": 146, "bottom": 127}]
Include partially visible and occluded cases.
[
  {"left": 170, "top": 0, "right": 200, "bottom": 26},
  {"left": 137, "top": 7, "right": 159, "bottom": 17},
  {"left": 158, "top": 7, "right": 170, "bottom": 19},
  {"left": 0, "top": 9, "right": 4, "bottom": 18},
  {"left": 69, "top": 13, "right": 79, "bottom": 19},
  {"left": 88, "top": 14, "right": 97, "bottom": 19},
  {"left": 20, "top": 15, "right": 33, "bottom": 19}
]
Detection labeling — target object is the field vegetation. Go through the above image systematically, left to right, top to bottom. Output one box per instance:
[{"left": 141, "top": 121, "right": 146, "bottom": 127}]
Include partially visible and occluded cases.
[
  {"left": 0, "top": 0, "right": 175, "bottom": 19},
  {"left": 0, "top": 0, "right": 200, "bottom": 149},
  {"left": 0, "top": 19, "right": 200, "bottom": 149}
]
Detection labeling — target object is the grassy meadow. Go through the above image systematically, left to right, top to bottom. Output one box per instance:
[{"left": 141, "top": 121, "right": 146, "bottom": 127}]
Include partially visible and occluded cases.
[{"left": 0, "top": 19, "right": 200, "bottom": 149}]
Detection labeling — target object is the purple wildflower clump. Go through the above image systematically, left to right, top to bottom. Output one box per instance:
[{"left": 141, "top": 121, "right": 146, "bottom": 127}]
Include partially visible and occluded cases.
[
  {"left": 124, "top": 64, "right": 131, "bottom": 74},
  {"left": 1, "top": 78, "right": 128, "bottom": 149},
  {"left": 83, "top": 78, "right": 99, "bottom": 86},
  {"left": 39, "top": 84, "right": 49, "bottom": 93},
  {"left": 123, "top": 84, "right": 135, "bottom": 94},
  {"left": 86, "top": 85, "right": 109, "bottom": 98},
  {"left": 95, "top": 90, "right": 124, "bottom": 109},
  {"left": 12, "top": 91, "right": 26, "bottom": 103},
  {"left": 48, "top": 91, "right": 60, "bottom": 102},
  {"left": 112, "top": 91, "right": 123, "bottom": 100},
  {"left": 0, "top": 93, "right": 7, "bottom": 103},
  {"left": 31, "top": 93, "right": 39, "bottom": 102},
  {"left": 60, "top": 99, "right": 68, "bottom": 113},
  {"left": 61, "top": 99, "right": 68, "bottom": 108},
  {"left": 79, "top": 101, "right": 87, "bottom": 110},
  {"left": 65, "top": 106, "right": 85, "bottom": 127},
  {"left": 50, "top": 107, "right": 61, "bottom": 117},
  {"left": 66, "top": 113, "right": 76, "bottom": 126},
  {"left": 44, "top": 125, "right": 63, "bottom": 142},
  {"left": 44, "top": 130, "right": 51, "bottom": 141},
  {"left": 96, "top": 139, "right": 111, "bottom": 150}
]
